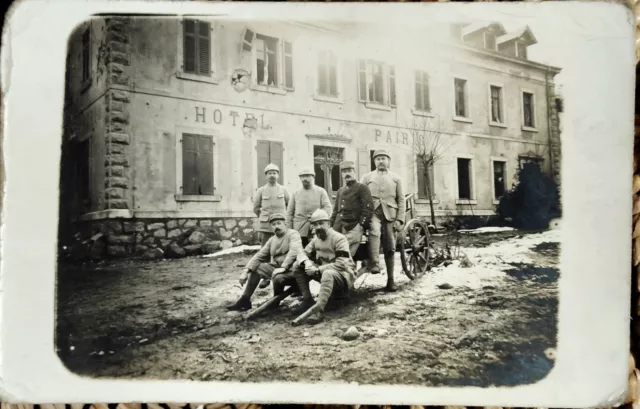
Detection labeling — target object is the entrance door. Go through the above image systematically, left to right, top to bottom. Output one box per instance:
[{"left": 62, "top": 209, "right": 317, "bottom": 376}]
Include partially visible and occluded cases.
[{"left": 256, "top": 140, "right": 284, "bottom": 187}]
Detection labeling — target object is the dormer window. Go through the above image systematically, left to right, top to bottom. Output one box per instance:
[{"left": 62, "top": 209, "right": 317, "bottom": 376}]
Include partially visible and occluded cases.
[
  {"left": 484, "top": 32, "right": 497, "bottom": 51},
  {"left": 516, "top": 41, "right": 528, "bottom": 59}
]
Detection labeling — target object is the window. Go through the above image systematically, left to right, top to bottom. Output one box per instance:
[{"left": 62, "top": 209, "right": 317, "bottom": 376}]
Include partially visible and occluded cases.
[
  {"left": 183, "top": 19, "right": 211, "bottom": 77},
  {"left": 81, "top": 26, "right": 91, "bottom": 85},
  {"left": 242, "top": 29, "right": 293, "bottom": 92},
  {"left": 484, "top": 32, "right": 497, "bottom": 50},
  {"left": 255, "top": 34, "right": 278, "bottom": 87},
  {"left": 516, "top": 41, "right": 528, "bottom": 59},
  {"left": 318, "top": 50, "right": 338, "bottom": 97},
  {"left": 358, "top": 60, "right": 396, "bottom": 107},
  {"left": 415, "top": 71, "right": 431, "bottom": 112},
  {"left": 454, "top": 78, "right": 468, "bottom": 118},
  {"left": 490, "top": 85, "right": 504, "bottom": 124},
  {"left": 522, "top": 91, "right": 535, "bottom": 128},
  {"left": 182, "top": 133, "right": 214, "bottom": 195},
  {"left": 73, "top": 139, "right": 90, "bottom": 205},
  {"left": 256, "top": 140, "right": 284, "bottom": 185},
  {"left": 313, "top": 146, "right": 344, "bottom": 193},
  {"left": 369, "top": 150, "right": 377, "bottom": 171},
  {"left": 519, "top": 156, "right": 543, "bottom": 170},
  {"left": 417, "top": 157, "right": 435, "bottom": 200},
  {"left": 457, "top": 158, "right": 472, "bottom": 200},
  {"left": 493, "top": 160, "right": 507, "bottom": 201}
]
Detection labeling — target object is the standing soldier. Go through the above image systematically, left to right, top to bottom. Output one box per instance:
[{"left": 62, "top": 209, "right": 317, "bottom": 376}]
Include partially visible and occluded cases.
[
  {"left": 361, "top": 149, "right": 406, "bottom": 292},
  {"left": 329, "top": 160, "right": 374, "bottom": 257},
  {"left": 253, "top": 163, "right": 290, "bottom": 289},
  {"left": 286, "top": 168, "right": 332, "bottom": 248},
  {"left": 291, "top": 209, "right": 357, "bottom": 325}
]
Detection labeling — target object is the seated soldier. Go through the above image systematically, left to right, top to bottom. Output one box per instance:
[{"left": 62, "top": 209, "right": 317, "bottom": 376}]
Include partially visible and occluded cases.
[
  {"left": 291, "top": 209, "right": 357, "bottom": 325},
  {"left": 226, "top": 213, "right": 303, "bottom": 311}
]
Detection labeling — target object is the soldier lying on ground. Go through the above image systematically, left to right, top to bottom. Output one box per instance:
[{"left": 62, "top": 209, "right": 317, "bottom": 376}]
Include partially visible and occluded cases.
[
  {"left": 291, "top": 209, "right": 357, "bottom": 325},
  {"left": 226, "top": 212, "right": 303, "bottom": 312}
]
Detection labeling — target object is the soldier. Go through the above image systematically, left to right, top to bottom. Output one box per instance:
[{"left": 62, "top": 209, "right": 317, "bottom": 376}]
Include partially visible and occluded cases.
[
  {"left": 361, "top": 149, "right": 406, "bottom": 292},
  {"left": 329, "top": 160, "right": 374, "bottom": 257},
  {"left": 253, "top": 163, "right": 290, "bottom": 289},
  {"left": 286, "top": 168, "right": 332, "bottom": 248},
  {"left": 291, "top": 209, "right": 357, "bottom": 325},
  {"left": 225, "top": 213, "right": 303, "bottom": 312}
]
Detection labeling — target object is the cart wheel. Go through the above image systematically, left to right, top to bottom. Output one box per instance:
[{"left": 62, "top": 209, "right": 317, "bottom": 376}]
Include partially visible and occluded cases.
[{"left": 399, "top": 219, "right": 431, "bottom": 280}]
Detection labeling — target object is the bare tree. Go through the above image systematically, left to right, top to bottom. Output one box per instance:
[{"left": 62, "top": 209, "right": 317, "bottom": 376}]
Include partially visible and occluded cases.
[
  {"left": 409, "top": 117, "right": 452, "bottom": 227},
  {"left": 313, "top": 146, "right": 344, "bottom": 190}
]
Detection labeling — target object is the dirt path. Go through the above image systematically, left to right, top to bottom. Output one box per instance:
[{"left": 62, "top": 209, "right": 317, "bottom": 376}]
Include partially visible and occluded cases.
[{"left": 56, "top": 229, "right": 559, "bottom": 387}]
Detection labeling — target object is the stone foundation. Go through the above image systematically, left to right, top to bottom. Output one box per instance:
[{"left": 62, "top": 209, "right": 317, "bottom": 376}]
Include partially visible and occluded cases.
[{"left": 63, "top": 217, "right": 259, "bottom": 261}]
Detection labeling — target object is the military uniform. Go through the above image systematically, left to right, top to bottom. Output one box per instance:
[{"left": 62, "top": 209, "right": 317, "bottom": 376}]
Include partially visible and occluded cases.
[
  {"left": 360, "top": 149, "right": 406, "bottom": 290},
  {"left": 330, "top": 161, "right": 374, "bottom": 256},
  {"left": 253, "top": 164, "right": 291, "bottom": 246},
  {"left": 286, "top": 168, "right": 332, "bottom": 247},
  {"left": 292, "top": 210, "right": 356, "bottom": 324},
  {"left": 226, "top": 213, "right": 303, "bottom": 311}
]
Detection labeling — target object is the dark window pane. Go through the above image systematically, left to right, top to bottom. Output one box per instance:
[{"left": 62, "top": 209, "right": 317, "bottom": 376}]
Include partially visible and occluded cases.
[
  {"left": 457, "top": 158, "right": 471, "bottom": 199},
  {"left": 493, "top": 161, "right": 505, "bottom": 199},
  {"left": 314, "top": 163, "right": 325, "bottom": 188},
  {"left": 331, "top": 165, "right": 341, "bottom": 192}
]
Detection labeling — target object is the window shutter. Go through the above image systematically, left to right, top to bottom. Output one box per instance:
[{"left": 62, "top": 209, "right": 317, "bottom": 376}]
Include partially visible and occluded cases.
[
  {"left": 183, "top": 20, "right": 197, "bottom": 74},
  {"left": 197, "top": 21, "right": 211, "bottom": 76},
  {"left": 242, "top": 28, "right": 255, "bottom": 52},
  {"left": 283, "top": 41, "right": 294, "bottom": 91},
  {"left": 317, "top": 51, "right": 327, "bottom": 95},
  {"left": 329, "top": 52, "right": 337, "bottom": 97},
  {"left": 357, "top": 60, "right": 367, "bottom": 102},
  {"left": 389, "top": 65, "right": 396, "bottom": 107},
  {"left": 414, "top": 71, "right": 422, "bottom": 110},
  {"left": 423, "top": 73, "right": 430, "bottom": 111},
  {"left": 182, "top": 134, "right": 198, "bottom": 195},
  {"left": 197, "top": 135, "right": 214, "bottom": 195},
  {"left": 256, "top": 140, "right": 270, "bottom": 186},
  {"left": 269, "top": 141, "right": 284, "bottom": 183},
  {"left": 358, "top": 149, "right": 370, "bottom": 180},
  {"left": 416, "top": 156, "right": 427, "bottom": 199}
]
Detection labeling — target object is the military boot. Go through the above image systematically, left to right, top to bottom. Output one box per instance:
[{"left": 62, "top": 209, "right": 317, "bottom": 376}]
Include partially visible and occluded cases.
[
  {"left": 384, "top": 254, "right": 397, "bottom": 292},
  {"left": 292, "top": 268, "right": 315, "bottom": 314},
  {"left": 225, "top": 295, "right": 252, "bottom": 311}
]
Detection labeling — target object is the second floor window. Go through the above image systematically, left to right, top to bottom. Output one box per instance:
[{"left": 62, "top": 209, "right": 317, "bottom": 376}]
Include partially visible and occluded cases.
[
  {"left": 183, "top": 19, "right": 211, "bottom": 77},
  {"left": 242, "top": 29, "right": 294, "bottom": 91},
  {"left": 484, "top": 32, "right": 497, "bottom": 50},
  {"left": 255, "top": 34, "right": 278, "bottom": 86},
  {"left": 318, "top": 50, "right": 338, "bottom": 97},
  {"left": 358, "top": 60, "right": 396, "bottom": 106},
  {"left": 415, "top": 71, "right": 431, "bottom": 112},
  {"left": 454, "top": 78, "right": 468, "bottom": 118},
  {"left": 490, "top": 85, "right": 503, "bottom": 123},
  {"left": 523, "top": 91, "right": 535, "bottom": 128}
]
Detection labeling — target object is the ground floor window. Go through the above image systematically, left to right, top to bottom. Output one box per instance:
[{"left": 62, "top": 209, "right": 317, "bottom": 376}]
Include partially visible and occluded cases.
[
  {"left": 182, "top": 133, "right": 214, "bottom": 195},
  {"left": 256, "top": 140, "right": 284, "bottom": 185},
  {"left": 313, "top": 145, "right": 344, "bottom": 193},
  {"left": 416, "top": 156, "right": 435, "bottom": 200},
  {"left": 457, "top": 157, "right": 472, "bottom": 200},
  {"left": 493, "top": 160, "right": 507, "bottom": 200}
]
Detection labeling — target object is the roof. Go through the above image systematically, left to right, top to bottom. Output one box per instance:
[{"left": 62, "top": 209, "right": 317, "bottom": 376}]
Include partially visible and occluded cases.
[
  {"left": 461, "top": 21, "right": 506, "bottom": 38},
  {"left": 497, "top": 26, "right": 538, "bottom": 46}
]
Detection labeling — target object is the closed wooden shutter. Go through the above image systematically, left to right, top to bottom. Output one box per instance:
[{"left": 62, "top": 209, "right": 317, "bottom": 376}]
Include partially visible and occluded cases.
[
  {"left": 183, "top": 20, "right": 197, "bottom": 74},
  {"left": 197, "top": 21, "right": 211, "bottom": 76},
  {"left": 283, "top": 41, "right": 294, "bottom": 91},
  {"left": 329, "top": 52, "right": 337, "bottom": 97},
  {"left": 357, "top": 60, "right": 367, "bottom": 102},
  {"left": 389, "top": 65, "right": 396, "bottom": 106},
  {"left": 182, "top": 134, "right": 198, "bottom": 194},
  {"left": 197, "top": 135, "right": 214, "bottom": 195},
  {"left": 256, "top": 140, "right": 270, "bottom": 187},
  {"left": 269, "top": 141, "right": 284, "bottom": 183},
  {"left": 358, "top": 149, "right": 370, "bottom": 180},
  {"left": 416, "top": 156, "right": 427, "bottom": 199}
]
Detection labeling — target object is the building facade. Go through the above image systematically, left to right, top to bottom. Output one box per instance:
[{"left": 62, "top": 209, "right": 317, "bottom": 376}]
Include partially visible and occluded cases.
[{"left": 59, "top": 17, "right": 562, "bottom": 259}]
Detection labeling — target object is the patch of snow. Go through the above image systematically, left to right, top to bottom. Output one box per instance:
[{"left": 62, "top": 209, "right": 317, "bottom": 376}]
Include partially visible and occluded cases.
[
  {"left": 458, "top": 226, "right": 515, "bottom": 234},
  {"left": 202, "top": 245, "right": 261, "bottom": 258}
]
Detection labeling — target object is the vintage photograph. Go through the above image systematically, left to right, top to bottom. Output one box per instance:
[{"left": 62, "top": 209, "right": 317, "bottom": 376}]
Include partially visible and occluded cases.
[{"left": 55, "top": 15, "right": 563, "bottom": 387}]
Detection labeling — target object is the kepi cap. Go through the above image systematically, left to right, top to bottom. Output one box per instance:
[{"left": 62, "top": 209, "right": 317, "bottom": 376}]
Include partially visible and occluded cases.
[
  {"left": 372, "top": 149, "right": 391, "bottom": 160},
  {"left": 339, "top": 160, "right": 356, "bottom": 171},
  {"left": 298, "top": 168, "right": 315, "bottom": 177},
  {"left": 310, "top": 209, "right": 330, "bottom": 224},
  {"left": 268, "top": 212, "right": 286, "bottom": 223}
]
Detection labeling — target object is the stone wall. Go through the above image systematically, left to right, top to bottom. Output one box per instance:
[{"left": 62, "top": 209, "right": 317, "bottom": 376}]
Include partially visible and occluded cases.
[{"left": 65, "top": 217, "right": 259, "bottom": 261}]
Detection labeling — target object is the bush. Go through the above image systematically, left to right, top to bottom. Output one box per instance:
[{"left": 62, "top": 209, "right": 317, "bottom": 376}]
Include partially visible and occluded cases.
[{"left": 497, "top": 163, "right": 561, "bottom": 230}]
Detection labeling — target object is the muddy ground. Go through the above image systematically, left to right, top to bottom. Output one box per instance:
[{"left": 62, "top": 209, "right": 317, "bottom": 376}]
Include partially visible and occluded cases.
[{"left": 55, "top": 229, "right": 559, "bottom": 387}]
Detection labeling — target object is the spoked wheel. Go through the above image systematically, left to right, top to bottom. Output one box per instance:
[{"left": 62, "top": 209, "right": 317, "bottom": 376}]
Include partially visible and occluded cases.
[{"left": 399, "top": 219, "right": 431, "bottom": 280}]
